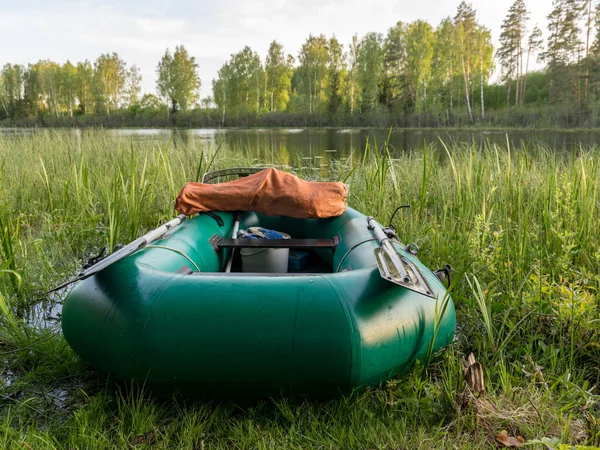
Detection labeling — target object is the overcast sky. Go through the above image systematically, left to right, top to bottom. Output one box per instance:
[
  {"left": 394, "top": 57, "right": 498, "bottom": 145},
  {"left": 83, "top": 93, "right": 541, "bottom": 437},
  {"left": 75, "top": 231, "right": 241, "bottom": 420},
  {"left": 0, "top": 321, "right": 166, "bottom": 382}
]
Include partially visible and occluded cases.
[{"left": 0, "top": 0, "right": 552, "bottom": 98}]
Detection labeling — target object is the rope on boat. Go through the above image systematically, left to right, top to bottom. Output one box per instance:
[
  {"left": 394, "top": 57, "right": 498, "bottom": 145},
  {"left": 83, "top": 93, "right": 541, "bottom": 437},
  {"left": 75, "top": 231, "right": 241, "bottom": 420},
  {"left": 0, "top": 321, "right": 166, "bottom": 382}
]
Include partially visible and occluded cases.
[
  {"left": 334, "top": 238, "right": 379, "bottom": 273},
  {"left": 144, "top": 245, "right": 201, "bottom": 272}
]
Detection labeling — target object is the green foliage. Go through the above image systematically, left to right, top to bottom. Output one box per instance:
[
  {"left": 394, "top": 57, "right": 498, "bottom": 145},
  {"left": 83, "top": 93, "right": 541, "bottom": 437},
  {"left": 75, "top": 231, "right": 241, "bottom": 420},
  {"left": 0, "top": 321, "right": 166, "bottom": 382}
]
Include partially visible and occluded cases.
[
  {"left": 6, "top": 1, "right": 600, "bottom": 126},
  {"left": 405, "top": 20, "right": 435, "bottom": 111},
  {"left": 356, "top": 32, "right": 384, "bottom": 112},
  {"left": 296, "top": 34, "right": 330, "bottom": 115},
  {"left": 265, "top": 41, "right": 293, "bottom": 113},
  {"left": 156, "top": 45, "right": 201, "bottom": 113},
  {"left": 212, "top": 46, "right": 263, "bottom": 120},
  {"left": 93, "top": 53, "right": 128, "bottom": 114},
  {"left": 75, "top": 60, "right": 94, "bottom": 115},
  {"left": 0, "top": 132, "right": 599, "bottom": 447}
]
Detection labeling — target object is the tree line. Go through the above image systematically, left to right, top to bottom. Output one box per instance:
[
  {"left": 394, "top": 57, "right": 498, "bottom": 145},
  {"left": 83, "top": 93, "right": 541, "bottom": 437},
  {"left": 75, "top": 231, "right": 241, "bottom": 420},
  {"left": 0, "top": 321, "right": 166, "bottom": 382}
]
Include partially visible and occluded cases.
[
  {"left": 2, "top": 0, "right": 600, "bottom": 128},
  {"left": 213, "top": 2, "right": 493, "bottom": 125},
  {"left": 0, "top": 46, "right": 201, "bottom": 121}
]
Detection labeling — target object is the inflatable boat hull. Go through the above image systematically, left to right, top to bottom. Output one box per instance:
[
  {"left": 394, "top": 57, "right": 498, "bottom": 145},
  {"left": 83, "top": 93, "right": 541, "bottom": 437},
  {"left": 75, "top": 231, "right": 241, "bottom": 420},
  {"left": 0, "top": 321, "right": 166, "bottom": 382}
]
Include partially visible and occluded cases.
[{"left": 62, "top": 207, "right": 455, "bottom": 397}]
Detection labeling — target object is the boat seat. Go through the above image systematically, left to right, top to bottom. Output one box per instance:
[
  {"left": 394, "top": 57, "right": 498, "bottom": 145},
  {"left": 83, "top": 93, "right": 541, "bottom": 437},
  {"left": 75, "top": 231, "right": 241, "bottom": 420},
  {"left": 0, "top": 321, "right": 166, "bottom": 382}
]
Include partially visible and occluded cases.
[{"left": 211, "top": 236, "right": 340, "bottom": 251}]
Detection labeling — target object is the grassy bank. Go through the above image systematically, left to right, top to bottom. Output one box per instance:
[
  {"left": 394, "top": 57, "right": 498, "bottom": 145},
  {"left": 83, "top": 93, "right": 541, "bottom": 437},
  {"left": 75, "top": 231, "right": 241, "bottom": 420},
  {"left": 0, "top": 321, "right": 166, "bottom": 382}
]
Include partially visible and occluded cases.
[{"left": 1, "top": 131, "right": 599, "bottom": 449}]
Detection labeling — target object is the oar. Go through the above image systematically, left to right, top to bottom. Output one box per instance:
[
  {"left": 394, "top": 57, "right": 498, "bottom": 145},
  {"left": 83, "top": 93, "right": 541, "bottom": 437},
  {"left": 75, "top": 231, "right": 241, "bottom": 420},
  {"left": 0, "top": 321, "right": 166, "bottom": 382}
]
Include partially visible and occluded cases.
[
  {"left": 224, "top": 211, "right": 242, "bottom": 273},
  {"left": 50, "top": 214, "right": 187, "bottom": 292},
  {"left": 367, "top": 216, "right": 434, "bottom": 297}
]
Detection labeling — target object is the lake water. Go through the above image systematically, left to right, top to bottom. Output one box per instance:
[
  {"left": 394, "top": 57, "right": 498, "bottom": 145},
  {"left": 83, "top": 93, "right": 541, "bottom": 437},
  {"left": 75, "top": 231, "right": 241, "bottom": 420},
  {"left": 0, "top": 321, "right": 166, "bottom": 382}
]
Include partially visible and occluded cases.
[{"left": 2, "top": 128, "right": 599, "bottom": 159}]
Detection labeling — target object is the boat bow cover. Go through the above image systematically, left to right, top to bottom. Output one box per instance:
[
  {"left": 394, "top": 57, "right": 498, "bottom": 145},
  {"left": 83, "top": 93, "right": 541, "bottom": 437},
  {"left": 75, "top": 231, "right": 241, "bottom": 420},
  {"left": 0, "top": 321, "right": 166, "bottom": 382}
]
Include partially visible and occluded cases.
[{"left": 175, "top": 168, "right": 347, "bottom": 218}]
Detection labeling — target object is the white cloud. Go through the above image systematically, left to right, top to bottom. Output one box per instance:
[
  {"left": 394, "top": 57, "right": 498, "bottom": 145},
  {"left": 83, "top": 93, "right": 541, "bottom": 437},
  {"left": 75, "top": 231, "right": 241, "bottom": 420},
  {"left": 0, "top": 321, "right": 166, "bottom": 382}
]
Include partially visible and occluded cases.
[{"left": 135, "top": 18, "right": 186, "bottom": 35}]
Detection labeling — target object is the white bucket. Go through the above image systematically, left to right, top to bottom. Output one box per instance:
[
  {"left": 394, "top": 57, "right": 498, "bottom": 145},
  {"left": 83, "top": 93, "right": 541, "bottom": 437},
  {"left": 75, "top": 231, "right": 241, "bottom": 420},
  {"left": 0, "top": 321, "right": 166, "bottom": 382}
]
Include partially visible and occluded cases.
[{"left": 240, "top": 247, "right": 289, "bottom": 273}]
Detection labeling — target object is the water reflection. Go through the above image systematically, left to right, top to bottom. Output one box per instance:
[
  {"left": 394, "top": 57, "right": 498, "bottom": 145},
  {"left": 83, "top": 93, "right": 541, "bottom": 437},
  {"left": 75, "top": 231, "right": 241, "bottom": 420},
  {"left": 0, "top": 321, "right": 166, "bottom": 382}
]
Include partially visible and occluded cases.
[
  {"left": 2, "top": 128, "right": 599, "bottom": 160},
  {"left": 103, "top": 128, "right": 600, "bottom": 156}
]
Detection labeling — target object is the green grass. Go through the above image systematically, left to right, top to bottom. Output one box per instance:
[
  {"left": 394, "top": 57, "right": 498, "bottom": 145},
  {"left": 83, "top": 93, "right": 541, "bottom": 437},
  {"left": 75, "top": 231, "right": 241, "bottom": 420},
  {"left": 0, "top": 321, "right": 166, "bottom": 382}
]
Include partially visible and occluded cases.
[{"left": 1, "top": 130, "right": 600, "bottom": 449}]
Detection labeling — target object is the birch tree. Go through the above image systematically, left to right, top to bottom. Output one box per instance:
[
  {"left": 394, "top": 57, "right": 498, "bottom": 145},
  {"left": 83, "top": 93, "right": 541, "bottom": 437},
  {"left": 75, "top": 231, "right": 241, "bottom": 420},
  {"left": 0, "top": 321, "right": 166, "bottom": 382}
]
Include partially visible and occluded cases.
[
  {"left": 455, "top": 1, "right": 478, "bottom": 121},
  {"left": 432, "top": 18, "right": 458, "bottom": 111},
  {"left": 405, "top": 20, "right": 434, "bottom": 111},
  {"left": 475, "top": 27, "right": 494, "bottom": 118},
  {"left": 356, "top": 32, "right": 384, "bottom": 111},
  {"left": 297, "top": 34, "right": 329, "bottom": 114},
  {"left": 347, "top": 35, "right": 359, "bottom": 114},
  {"left": 326, "top": 36, "right": 346, "bottom": 118},
  {"left": 265, "top": 41, "right": 292, "bottom": 112},
  {"left": 156, "top": 45, "right": 201, "bottom": 113},
  {"left": 94, "top": 53, "right": 127, "bottom": 114},
  {"left": 61, "top": 61, "right": 78, "bottom": 117},
  {"left": 76, "top": 61, "right": 93, "bottom": 114},
  {"left": 0, "top": 64, "right": 23, "bottom": 117},
  {"left": 125, "top": 65, "right": 142, "bottom": 107}
]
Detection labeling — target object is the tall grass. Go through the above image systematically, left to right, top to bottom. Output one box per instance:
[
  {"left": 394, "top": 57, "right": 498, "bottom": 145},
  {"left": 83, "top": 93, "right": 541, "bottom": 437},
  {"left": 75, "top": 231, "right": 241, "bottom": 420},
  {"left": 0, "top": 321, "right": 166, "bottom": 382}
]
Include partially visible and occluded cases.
[{"left": 0, "top": 130, "right": 599, "bottom": 448}]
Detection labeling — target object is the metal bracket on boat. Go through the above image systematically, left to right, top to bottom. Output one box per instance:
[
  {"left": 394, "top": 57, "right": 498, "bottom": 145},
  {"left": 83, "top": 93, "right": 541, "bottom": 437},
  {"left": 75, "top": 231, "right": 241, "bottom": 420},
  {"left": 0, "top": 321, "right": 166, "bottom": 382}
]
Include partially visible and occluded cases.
[
  {"left": 367, "top": 216, "right": 435, "bottom": 298},
  {"left": 382, "top": 227, "right": 397, "bottom": 239},
  {"left": 209, "top": 234, "right": 223, "bottom": 252},
  {"left": 404, "top": 243, "right": 419, "bottom": 255},
  {"left": 434, "top": 264, "right": 452, "bottom": 287}
]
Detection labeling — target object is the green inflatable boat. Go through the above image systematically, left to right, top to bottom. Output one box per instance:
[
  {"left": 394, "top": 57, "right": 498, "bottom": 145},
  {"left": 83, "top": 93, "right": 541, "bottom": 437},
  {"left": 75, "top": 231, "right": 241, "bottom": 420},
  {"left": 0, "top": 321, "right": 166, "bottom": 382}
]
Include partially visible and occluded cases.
[{"left": 62, "top": 174, "right": 455, "bottom": 398}]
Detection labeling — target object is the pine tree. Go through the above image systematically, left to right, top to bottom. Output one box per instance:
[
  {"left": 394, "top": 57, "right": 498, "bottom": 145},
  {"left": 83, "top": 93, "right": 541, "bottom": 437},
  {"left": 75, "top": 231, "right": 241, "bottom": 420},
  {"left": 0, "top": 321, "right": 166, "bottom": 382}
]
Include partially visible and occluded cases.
[
  {"left": 497, "top": 0, "right": 529, "bottom": 106},
  {"left": 541, "top": 0, "right": 586, "bottom": 104},
  {"left": 583, "top": 0, "right": 594, "bottom": 105},
  {"left": 542, "top": 1, "right": 586, "bottom": 67},
  {"left": 591, "top": 2, "right": 600, "bottom": 56},
  {"left": 383, "top": 22, "right": 407, "bottom": 109},
  {"left": 521, "top": 26, "right": 543, "bottom": 105}
]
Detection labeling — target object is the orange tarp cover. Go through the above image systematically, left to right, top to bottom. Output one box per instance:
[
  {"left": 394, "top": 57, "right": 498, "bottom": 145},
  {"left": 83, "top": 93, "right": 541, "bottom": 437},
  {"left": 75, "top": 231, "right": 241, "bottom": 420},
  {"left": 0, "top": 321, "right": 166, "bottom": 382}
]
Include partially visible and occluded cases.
[{"left": 175, "top": 168, "right": 347, "bottom": 219}]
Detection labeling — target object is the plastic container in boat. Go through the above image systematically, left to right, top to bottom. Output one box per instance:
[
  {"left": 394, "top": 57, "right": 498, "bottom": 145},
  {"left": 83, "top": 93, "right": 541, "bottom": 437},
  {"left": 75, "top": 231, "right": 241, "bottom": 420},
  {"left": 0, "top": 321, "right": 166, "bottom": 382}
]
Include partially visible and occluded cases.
[
  {"left": 239, "top": 228, "right": 291, "bottom": 273},
  {"left": 241, "top": 247, "right": 290, "bottom": 273},
  {"left": 288, "top": 250, "right": 310, "bottom": 272}
]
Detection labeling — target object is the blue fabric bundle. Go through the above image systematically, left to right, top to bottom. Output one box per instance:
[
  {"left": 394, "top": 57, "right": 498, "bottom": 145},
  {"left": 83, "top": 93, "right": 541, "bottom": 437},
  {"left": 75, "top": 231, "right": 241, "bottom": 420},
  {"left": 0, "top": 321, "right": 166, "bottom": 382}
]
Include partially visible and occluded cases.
[{"left": 238, "top": 227, "right": 290, "bottom": 240}]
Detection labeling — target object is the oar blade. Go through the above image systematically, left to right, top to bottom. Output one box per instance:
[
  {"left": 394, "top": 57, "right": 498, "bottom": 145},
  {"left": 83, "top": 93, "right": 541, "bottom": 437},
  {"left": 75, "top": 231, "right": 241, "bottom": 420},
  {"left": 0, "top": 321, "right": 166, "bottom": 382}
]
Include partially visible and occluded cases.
[
  {"left": 48, "top": 215, "right": 187, "bottom": 294},
  {"left": 78, "top": 238, "right": 146, "bottom": 280},
  {"left": 374, "top": 247, "right": 435, "bottom": 298}
]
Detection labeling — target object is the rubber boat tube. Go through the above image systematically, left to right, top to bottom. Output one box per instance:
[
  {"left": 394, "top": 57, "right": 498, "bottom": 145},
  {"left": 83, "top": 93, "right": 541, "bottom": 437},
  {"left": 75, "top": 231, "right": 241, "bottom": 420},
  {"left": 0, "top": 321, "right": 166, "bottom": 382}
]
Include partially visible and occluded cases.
[{"left": 62, "top": 207, "right": 456, "bottom": 398}]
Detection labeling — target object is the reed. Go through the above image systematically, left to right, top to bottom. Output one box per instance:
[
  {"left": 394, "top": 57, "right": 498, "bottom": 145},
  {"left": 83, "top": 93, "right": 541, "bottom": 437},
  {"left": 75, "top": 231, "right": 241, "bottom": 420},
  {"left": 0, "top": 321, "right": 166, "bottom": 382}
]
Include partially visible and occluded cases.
[{"left": 0, "top": 130, "right": 599, "bottom": 448}]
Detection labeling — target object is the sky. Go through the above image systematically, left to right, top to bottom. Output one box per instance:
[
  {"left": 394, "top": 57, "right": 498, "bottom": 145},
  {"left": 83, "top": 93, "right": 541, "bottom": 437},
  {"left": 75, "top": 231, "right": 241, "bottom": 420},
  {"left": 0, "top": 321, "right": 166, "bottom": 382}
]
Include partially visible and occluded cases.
[{"left": 0, "top": 0, "right": 552, "bottom": 99}]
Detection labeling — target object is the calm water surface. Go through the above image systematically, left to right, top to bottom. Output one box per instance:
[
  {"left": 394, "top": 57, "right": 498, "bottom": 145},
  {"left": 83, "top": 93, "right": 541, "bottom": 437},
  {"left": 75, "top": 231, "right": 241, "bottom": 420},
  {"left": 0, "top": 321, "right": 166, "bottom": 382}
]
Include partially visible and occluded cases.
[{"left": 3, "top": 128, "right": 599, "bottom": 159}]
